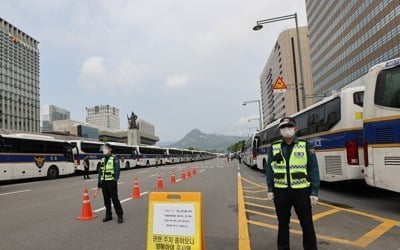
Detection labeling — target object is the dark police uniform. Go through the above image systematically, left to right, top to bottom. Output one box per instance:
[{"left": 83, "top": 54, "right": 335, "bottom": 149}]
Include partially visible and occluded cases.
[
  {"left": 266, "top": 136, "right": 320, "bottom": 250},
  {"left": 97, "top": 153, "right": 124, "bottom": 223}
]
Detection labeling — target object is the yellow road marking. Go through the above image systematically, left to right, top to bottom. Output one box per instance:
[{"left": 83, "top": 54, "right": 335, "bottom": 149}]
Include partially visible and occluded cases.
[
  {"left": 238, "top": 174, "right": 251, "bottom": 250},
  {"left": 241, "top": 176, "right": 267, "bottom": 188},
  {"left": 243, "top": 177, "right": 400, "bottom": 248},
  {"left": 243, "top": 186, "right": 264, "bottom": 190},
  {"left": 243, "top": 189, "right": 267, "bottom": 193},
  {"left": 244, "top": 196, "right": 269, "bottom": 201},
  {"left": 245, "top": 201, "right": 275, "bottom": 210},
  {"left": 318, "top": 201, "right": 400, "bottom": 224},
  {"left": 312, "top": 208, "right": 341, "bottom": 221},
  {"left": 246, "top": 209, "right": 299, "bottom": 223},
  {"left": 248, "top": 220, "right": 356, "bottom": 246},
  {"left": 352, "top": 221, "right": 398, "bottom": 247}
]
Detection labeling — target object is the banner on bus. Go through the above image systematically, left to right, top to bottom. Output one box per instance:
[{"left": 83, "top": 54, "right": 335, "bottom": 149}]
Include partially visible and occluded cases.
[{"left": 147, "top": 192, "right": 205, "bottom": 250}]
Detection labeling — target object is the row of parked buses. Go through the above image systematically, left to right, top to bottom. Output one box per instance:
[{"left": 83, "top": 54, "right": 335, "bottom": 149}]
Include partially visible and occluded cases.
[
  {"left": 243, "top": 57, "right": 400, "bottom": 193},
  {"left": 0, "top": 133, "right": 215, "bottom": 181}
]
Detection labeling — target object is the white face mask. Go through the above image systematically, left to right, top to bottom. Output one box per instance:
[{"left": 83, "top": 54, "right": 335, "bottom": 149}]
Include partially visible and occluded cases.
[{"left": 280, "top": 127, "right": 295, "bottom": 138}]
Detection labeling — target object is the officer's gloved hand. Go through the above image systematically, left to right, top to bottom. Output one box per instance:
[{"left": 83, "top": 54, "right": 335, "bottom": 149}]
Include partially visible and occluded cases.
[
  {"left": 267, "top": 192, "right": 274, "bottom": 201},
  {"left": 310, "top": 195, "right": 318, "bottom": 206}
]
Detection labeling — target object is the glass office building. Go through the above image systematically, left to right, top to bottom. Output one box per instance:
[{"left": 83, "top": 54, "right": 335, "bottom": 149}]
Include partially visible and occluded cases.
[
  {"left": 305, "top": 0, "right": 400, "bottom": 95},
  {"left": 0, "top": 18, "right": 40, "bottom": 132}
]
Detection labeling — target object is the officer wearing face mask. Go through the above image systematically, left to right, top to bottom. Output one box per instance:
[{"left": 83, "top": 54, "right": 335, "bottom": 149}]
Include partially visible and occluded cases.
[
  {"left": 265, "top": 117, "right": 320, "bottom": 250},
  {"left": 93, "top": 143, "right": 124, "bottom": 224}
]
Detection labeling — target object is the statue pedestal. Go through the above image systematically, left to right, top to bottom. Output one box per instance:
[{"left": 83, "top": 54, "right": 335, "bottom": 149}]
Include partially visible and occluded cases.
[{"left": 127, "top": 129, "right": 139, "bottom": 145}]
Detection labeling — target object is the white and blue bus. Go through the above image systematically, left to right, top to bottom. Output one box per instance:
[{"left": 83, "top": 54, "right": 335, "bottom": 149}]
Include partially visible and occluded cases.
[
  {"left": 362, "top": 57, "right": 400, "bottom": 193},
  {"left": 255, "top": 86, "right": 365, "bottom": 182},
  {"left": 0, "top": 133, "right": 75, "bottom": 180},
  {"left": 242, "top": 133, "right": 257, "bottom": 168},
  {"left": 70, "top": 140, "right": 137, "bottom": 172},
  {"left": 135, "top": 146, "right": 167, "bottom": 167},
  {"left": 166, "top": 148, "right": 183, "bottom": 164}
]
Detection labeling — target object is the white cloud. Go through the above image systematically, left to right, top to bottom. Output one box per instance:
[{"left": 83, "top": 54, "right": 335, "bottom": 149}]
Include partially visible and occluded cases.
[
  {"left": 78, "top": 56, "right": 141, "bottom": 91},
  {"left": 165, "top": 75, "right": 190, "bottom": 88}
]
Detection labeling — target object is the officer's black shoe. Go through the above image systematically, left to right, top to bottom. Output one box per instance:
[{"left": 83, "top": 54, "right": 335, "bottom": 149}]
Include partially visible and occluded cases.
[
  {"left": 102, "top": 217, "right": 113, "bottom": 222},
  {"left": 117, "top": 217, "right": 124, "bottom": 224}
]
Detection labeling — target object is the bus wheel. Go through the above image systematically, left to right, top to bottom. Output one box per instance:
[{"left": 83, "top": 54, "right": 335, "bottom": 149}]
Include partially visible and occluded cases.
[
  {"left": 160, "top": 160, "right": 163, "bottom": 165},
  {"left": 146, "top": 161, "right": 150, "bottom": 167},
  {"left": 125, "top": 162, "right": 130, "bottom": 170},
  {"left": 47, "top": 166, "right": 59, "bottom": 179}
]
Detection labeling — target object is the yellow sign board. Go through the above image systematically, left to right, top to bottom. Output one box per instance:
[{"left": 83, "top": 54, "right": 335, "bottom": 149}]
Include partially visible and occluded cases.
[
  {"left": 272, "top": 76, "right": 288, "bottom": 93},
  {"left": 147, "top": 192, "right": 205, "bottom": 250}
]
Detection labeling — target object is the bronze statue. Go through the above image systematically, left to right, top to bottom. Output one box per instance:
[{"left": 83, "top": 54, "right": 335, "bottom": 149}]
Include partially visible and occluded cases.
[{"left": 127, "top": 112, "right": 138, "bottom": 129}]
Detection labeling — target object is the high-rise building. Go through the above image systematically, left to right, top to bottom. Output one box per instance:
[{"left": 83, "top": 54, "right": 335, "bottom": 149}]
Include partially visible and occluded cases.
[
  {"left": 305, "top": 0, "right": 400, "bottom": 95},
  {"left": 0, "top": 18, "right": 40, "bottom": 132},
  {"left": 260, "top": 27, "right": 313, "bottom": 126},
  {"left": 86, "top": 104, "right": 120, "bottom": 130},
  {"left": 41, "top": 105, "right": 70, "bottom": 132}
]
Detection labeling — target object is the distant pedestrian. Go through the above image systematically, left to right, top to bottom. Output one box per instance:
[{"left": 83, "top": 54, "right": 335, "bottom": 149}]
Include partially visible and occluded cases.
[
  {"left": 266, "top": 117, "right": 320, "bottom": 250},
  {"left": 93, "top": 143, "right": 124, "bottom": 224},
  {"left": 238, "top": 154, "right": 242, "bottom": 164},
  {"left": 83, "top": 156, "right": 90, "bottom": 179}
]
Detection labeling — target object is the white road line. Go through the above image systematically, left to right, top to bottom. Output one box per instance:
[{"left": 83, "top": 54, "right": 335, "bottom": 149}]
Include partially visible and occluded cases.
[
  {"left": 210, "top": 166, "right": 214, "bottom": 169},
  {"left": 199, "top": 169, "right": 205, "bottom": 173},
  {"left": 138, "top": 170, "right": 149, "bottom": 173},
  {"left": 148, "top": 173, "right": 159, "bottom": 177},
  {"left": 84, "top": 179, "right": 96, "bottom": 182},
  {"left": 176, "top": 179, "right": 182, "bottom": 182},
  {"left": 1, "top": 181, "right": 43, "bottom": 188},
  {"left": 118, "top": 182, "right": 124, "bottom": 185},
  {"left": 91, "top": 187, "right": 98, "bottom": 190},
  {"left": 0, "top": 189, "right": 31, "bottom": 196},
  {"left": 94, "top": 191, "right": 149, "bottom": 212}
]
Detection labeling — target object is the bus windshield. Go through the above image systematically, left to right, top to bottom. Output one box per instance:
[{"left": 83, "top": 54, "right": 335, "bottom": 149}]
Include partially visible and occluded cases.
[{"left": 374, "top": 66, "right": 400, "bottom": 109}]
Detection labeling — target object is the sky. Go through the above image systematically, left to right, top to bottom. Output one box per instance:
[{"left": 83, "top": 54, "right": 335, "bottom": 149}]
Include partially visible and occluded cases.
[{"left": 1, "top": 0, "right": 308, "bottom": 142}]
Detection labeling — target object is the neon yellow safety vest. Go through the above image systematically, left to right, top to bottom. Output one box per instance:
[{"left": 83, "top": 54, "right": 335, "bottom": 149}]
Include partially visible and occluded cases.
[
  {"left": 271, "top": 140, "right": 310, "bottom": 189},
  {"left": 100, "top": 155, "right": 116, "bottom": 181}
]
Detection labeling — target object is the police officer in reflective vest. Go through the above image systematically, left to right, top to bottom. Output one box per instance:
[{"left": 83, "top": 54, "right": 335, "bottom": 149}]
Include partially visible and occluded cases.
[
  {"left": 266, "top": 117, "right": 320, "bottom": 250},
  {"left": 94, "top": 143, "right": 124, "bottom": 224}
]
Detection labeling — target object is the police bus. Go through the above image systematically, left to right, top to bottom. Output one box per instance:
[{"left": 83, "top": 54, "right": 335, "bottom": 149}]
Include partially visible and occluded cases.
[
  {"left": 362, "top": 57, "right": 400, "bottom": 193},
  {"left": 255, "top": 86, "right": 365, "bottom": 182},
  {"left": 0, "top": 133, "right": 75, "bottom": 180},
  {"left": 242, "top": 133, "right": 257, "bottom": 168},
  {"left": 69, "top": 140, "right": 105, "bottom": 172},
  {"left": 70, "top": 140, "right": 137, "bottom": 172},
  {"left": 135, "top": 146, "right": 167, "bottom": 167},
  {"left": 165, "top": 148, "right": 183, "bottom": 164},
  {"left": 181, "top": 149, "right": 193, "bottom": 163}
]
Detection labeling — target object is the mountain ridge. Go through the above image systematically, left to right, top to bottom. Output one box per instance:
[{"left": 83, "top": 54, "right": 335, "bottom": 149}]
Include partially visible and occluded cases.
[{"left": 166, "top": 129, "right": 246, "bottom": 152}]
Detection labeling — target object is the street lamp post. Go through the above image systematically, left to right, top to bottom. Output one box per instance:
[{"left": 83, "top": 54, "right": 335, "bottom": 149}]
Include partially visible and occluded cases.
[
  {"left": 253, "top": 13, "right": 306, "bottom": 110},
  {"left": 242, "top": 99, "right": 263, "bottom": 130}
]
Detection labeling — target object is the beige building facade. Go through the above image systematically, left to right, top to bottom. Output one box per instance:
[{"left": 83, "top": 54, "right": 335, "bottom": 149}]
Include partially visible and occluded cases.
[
  {"left": 305, "top": 0, "right": 400, "bottom": 95},
  {"left": 260, "top": 27, "right": 313, "bottom": 127},
  {"left": 86, "top": 104, "right": 120, "bottom": 130}
]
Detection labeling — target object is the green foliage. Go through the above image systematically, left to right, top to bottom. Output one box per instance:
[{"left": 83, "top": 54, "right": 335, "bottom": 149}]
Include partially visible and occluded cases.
[{"left": 227, "top": 140, "right": 245, "bottom": 153}]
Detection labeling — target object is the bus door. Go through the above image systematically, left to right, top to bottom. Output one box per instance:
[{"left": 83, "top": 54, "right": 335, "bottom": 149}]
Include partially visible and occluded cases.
[{"left": 0, "top": 138, "right": 12, "bottom": 180}]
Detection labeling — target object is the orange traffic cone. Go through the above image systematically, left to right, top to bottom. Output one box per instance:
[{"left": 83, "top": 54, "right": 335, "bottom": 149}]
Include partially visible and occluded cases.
[
  {"left": 192, "top": 167, "right": 197, "bottom": 175},
  {"left": 187, "top": 168, "right": 192, "bottom": 178},
  {"left": 181, "top": 169, "right": 186, "bottom": 180},
  {"left": 170, "top": 171, "right": 177, "bottom": 184},
  {"left": 156, "top": 173, "right": 164, "bottom": 189},
  {"left": 131, "top": 178, "right": 141, "bottom": 198},
  {"left": 76, "top": 188, "right": 97, "bottom": 220}
]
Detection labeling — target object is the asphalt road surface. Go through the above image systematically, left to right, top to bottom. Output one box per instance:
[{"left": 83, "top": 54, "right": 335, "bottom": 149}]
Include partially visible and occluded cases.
[{"left": 1, "top": 158, "right": 399, "bottom": 250}]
